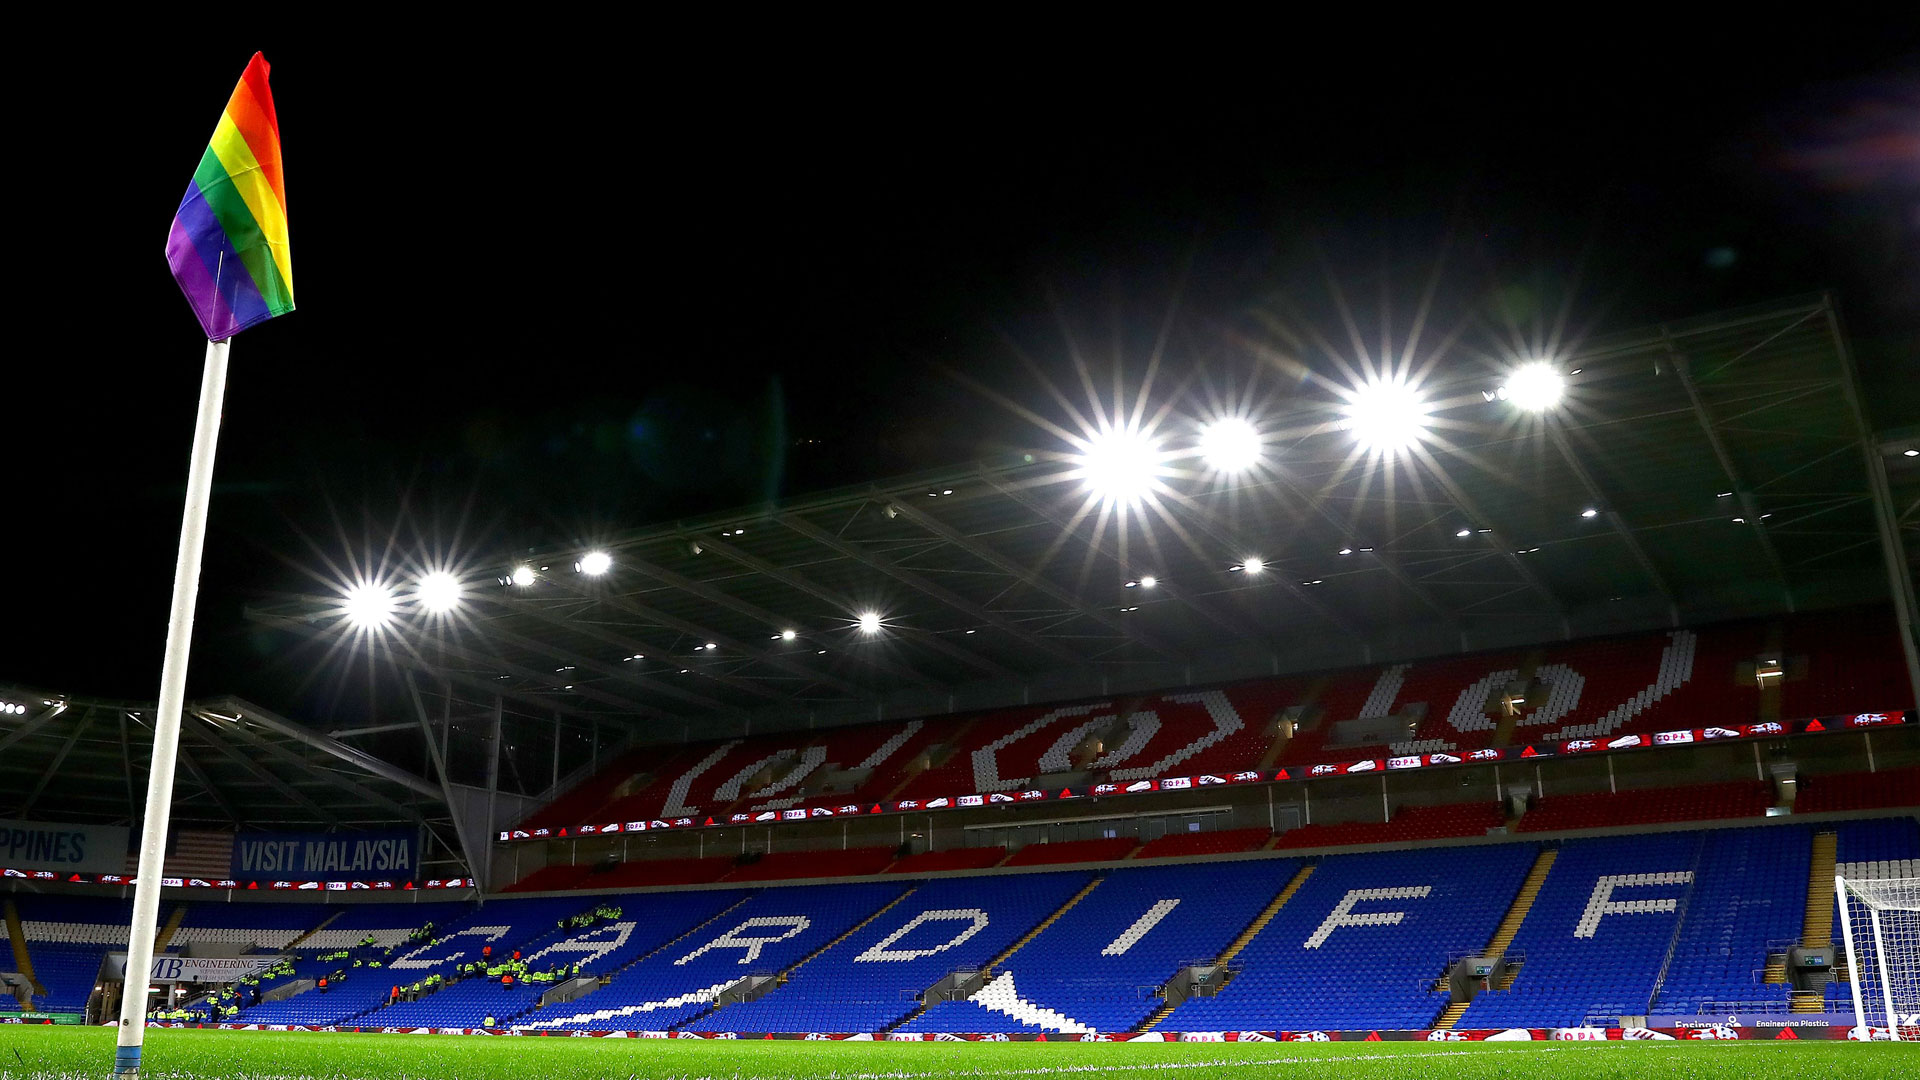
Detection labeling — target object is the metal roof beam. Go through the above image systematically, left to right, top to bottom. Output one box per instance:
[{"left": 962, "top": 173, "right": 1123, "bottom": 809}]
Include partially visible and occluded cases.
[
  {"left": 1824, "top": 300, "right": 1920, "bottom": 717},
  {"left": 1668, "top": 334, "right": 1794, "bottom": 608},
  {"left": 1543, "top": 420, "right": 1682, "bottom": 623},
  {"left": 1406, "top": 449, "right": 1571, "bottom": 623},
  {"left": 1250, "top": 467, "right": 1464, "bottom": 632},
  {"left": 981, "top": 473, "right": 1273, "bottom": 646},
  {"left": 1154, "top": 489, "right": 1373, "bottom": 644},
  {"left": 882, "top": 496, "right": 1185, "bottom": 661},
  {"left": 780, "top": 512, "right": 1061, "bottom": 673},
  {"left": 683, "top": 535, "right": 951, "bottom": 691},
  {"left": 602, "top": 555, "right": 882, "bottom": 698},
  {"left": 490, "top": 581, "right": 856, "bottom": 702},
  {"left": 541, "top": 583, "right": 875, "bottom": 700},
  {"left": 246, "top": 608, "right": 616, "bottom": 725},
  {"left": 454, "top": 608, "right": 761, "bottom": 712},
  {"left": 404, "top": 673, "right": 478, "bottom": 882},
  {"left": 206, "top": 698, "right": 444, "bottom": 802},
  {"left": 0, "top": 702, "right": 73, "bottom": 755},
  {"left": 14, "top": 708, "right": 95, "bottom": 816},
  {"left": 119, "top": 710, "right": 140, "bottom": 822},
  {"left": 212, "top": 714, "right": 435, "bottom": 830},
  {"left": 180, "top": 719, "right": 340, "bottom": 827},
  {"left": 174, "top": 741, "right": 243, "bottom": 829}
]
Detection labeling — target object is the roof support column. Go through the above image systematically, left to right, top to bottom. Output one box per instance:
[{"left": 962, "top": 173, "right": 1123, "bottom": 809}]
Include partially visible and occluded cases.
[
  {"left": 1825, "top": 300, "right": 1920, "bottom": 713},
  {"left": 405, "top": 672, "right": 479, "bottom": 886},
  {"left": 486, "top": 695, "right": 503, "bottom": 892}
]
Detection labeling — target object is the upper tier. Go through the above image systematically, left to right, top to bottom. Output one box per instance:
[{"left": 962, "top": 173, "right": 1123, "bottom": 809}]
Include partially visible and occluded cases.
[{"left": 518, "top": 608, "right": 1911, "bottom": 832}]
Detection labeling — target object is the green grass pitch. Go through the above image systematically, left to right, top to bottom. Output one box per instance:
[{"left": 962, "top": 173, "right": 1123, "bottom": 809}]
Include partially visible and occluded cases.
[{"left": 0, "top": 1027, "right": 1910, "bottom": 1079}]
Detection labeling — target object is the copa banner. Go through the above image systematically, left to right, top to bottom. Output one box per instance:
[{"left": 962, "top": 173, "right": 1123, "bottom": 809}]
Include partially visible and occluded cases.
[
  {"left": 0, "top": 817, "right": 129, "bottom": 874},
  {"left": 231, "top": 829, "right": 419, "bottom": 881},
  {"left": 104, "top": 953, "right": 281, "bottom": 984}
]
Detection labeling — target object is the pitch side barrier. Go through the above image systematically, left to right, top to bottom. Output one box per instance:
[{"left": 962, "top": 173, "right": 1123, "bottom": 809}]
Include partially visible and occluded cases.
[
  {"left": 501, "top": 711, "right": 1908, "bottom": 844},
  {"left": 146, "top": 1022, "right": 1915, "bottom": 1041}
]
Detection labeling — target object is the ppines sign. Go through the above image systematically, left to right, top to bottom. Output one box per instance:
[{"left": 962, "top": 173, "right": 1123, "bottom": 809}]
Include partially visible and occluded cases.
[
  {"left": 0, "top": 818, "right": 129, "bottom": 874},
  {"left": 231, "top": 830, "right": 419, "bottom": 881}
]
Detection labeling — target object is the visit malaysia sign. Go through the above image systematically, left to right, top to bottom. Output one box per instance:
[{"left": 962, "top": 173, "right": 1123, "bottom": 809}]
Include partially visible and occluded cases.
[{"left": 231, "top": 829, "right": 419, "bottom": 881}]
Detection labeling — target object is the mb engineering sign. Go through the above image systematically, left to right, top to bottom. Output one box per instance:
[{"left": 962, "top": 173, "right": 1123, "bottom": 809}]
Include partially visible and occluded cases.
[{"left": 232, "top": 830, "right": 418, "bottom": 881}]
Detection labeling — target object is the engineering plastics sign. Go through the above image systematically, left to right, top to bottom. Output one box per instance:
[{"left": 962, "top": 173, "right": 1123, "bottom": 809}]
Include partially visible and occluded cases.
[
  {"left": 231, "top": 830, "right": 419, "bottom": 881},
  {"left": 104, "top": 954, "right": 281, "bottom": 984}
]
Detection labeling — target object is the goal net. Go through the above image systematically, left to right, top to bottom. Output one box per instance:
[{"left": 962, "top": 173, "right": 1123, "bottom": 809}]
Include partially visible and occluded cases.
[{"left": 1837, "top": 874, "right": 1920, "bottom": 1041}]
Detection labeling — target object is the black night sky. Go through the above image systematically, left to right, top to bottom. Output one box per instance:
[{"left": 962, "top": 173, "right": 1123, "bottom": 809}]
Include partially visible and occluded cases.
[{"left": 7, "top": 28, "right": 1917, "bottom": 721}]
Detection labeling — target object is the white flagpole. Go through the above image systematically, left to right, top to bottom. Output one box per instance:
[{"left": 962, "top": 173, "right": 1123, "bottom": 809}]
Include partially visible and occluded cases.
[{"left": 114, "top": 336, "right": 232, "bottom": 1076}]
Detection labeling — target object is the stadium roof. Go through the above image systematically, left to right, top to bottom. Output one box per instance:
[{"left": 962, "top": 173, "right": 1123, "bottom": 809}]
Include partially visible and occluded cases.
[
  {"left": 240, "top": 294, "right": 1917, "bottom": 743},
  {"left": 0, "top": 690, "right": 462, "bottom": 848}
]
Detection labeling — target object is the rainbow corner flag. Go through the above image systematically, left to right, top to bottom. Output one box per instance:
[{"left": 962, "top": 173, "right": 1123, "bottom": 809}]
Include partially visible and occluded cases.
[{"left": 166, "top": 52, "right": 292, "bottom": 340}]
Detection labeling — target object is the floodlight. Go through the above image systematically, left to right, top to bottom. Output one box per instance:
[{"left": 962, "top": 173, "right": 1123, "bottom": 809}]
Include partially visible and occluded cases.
[
  {"left": 1501, "top": 362, "right": 1566, "bottom": 412},
  {"left": 1339, "top": 378, "right": 1430, "bottom": 454},
  {"left": 1198, "top": 416, "right": 1262, "bottom": 472},
  {"left": 1074, "top": 424, "right": 1164, "bottom": 506},
  {"left": 1905, "top": 449, "right": 1918, "bottom": 457},
  {"left": 1581, "top": 508, "right": 1599, "bottom": 519},
  {"left": 1456, "top": 528, "right": 1472, "bottom": 538},
  {"left": 578, "top": 550, "right": 613, "bottom": 576},
  {"left": 1240, "top": 556, "right": 1265, "bottom": 574},
  {"left": 511, "top": 565, "right": 536, "bottom": 587},
  {"left": 416, "top": 571, "right": 462, "bottom": 613},
  {"left": 1139, "top": 575, "right": 1157, "bottom": 588},
  {"left": 343, "top": 582, "right": 396, "bottom": 629},
  {"left": 857, "top": 611, "right": 882, "bottom": 635},
  {"left": 781, "top": 629, "right": 797, "bottom": 641}
]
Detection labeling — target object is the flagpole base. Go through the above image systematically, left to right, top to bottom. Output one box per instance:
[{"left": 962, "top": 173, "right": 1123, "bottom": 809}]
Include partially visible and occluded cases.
[{"left": 113, "top": 1042, "right": 142, "bottom": 1074}]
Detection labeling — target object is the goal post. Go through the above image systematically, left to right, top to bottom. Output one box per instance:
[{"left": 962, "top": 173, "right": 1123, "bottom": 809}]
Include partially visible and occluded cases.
[{"left": 1836, "top": 874, "right": 1920, "bottom": 1041}]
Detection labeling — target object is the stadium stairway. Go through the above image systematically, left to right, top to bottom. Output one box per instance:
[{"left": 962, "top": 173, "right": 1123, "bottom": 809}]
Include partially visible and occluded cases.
[
  {"left": 1486, "top": 651, "right": 1545, "bottom": 750},
  {"left": 1255, "top": 678, "right": 1319, "bottom": 770},
  {"left": 1792, "top": 830, "right": 1839, "bottom": 1012},
  {"left": 1435, "top": 848, "right": 1557, "bottom": 1028},
  {"left": 1136, "top": 863, "right": 1315, "bottom": 1031},
  {"left": 882, "top": 875, "right": 1108, "bottom": 1034},
  {"left": 981, "top": 876, "right": 1105, "bottom": 975},
  {"left": 679, "top": 888, "right": 921, "bottom": 1031},
  {"left": 510, "top": 894, "right": 757, "bottom": 1024},
  {"left": 3, "top": 899, "right": 46, "bottom": 998},
  {"left": 152, "top": 905, "right": 189, "bottom": 952},
  {"left": 286, "top": 911, "right": 342, "bottom": 949}
]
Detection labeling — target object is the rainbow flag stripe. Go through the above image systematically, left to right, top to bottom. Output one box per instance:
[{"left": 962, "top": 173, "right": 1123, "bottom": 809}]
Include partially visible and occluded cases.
[{"left": 166, "top": 52, "right": 292, "bottom": 340}]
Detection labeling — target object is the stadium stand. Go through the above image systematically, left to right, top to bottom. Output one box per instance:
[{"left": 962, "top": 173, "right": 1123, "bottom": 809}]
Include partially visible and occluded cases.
[
  {"left": 1779, "top": 608, "right": 1913, "bottom": 721},
  {"left": 503, "top": 612, "right": 1911, "bottom": 837},
  {"left": 1796, "top": 765, "right": 1920, "bottom": 814},
  {"left": 1515, "top": 781, "right": 1774, "bottom": 833},
  {"left": 1274, "top": 801, "right": 1503, "bottom": 850},
  {"left": 11, "top": 814, "right": 1920, "bottom": 1031},
  {"left": 1649, "top": 827, "right": 1809, "bottom": 1014},
  {"left": 1134, "top": 828, "right": 1271, "bottom": 860},
  {"left": 1456, "top": 833, "right": 1702, "bottom": 1028},
  {"left": 1002, "top": 838, "right": 1138, "bottom": 867},
  {"left": 1166, "top": 844, "right": 1536, "bottom": 1031},
  {"left": 886, "top": 847, "right": 1009, "bottom": 874},
  {"left": 720, "top": 848, "right": 898, "bottom": 882},
  {"left": 588, "top": 857, "right": 738, "bottom": 889},
  {"left": 899, "top": 860, "right": 1302, "bottom": 1033},
  {"left": 501, "top": 864, "right": 596, "bottom": 893},
  {"left": 714, "top": 872, "right": 1092, "bottom": 1033},
  {"left": 516, "top": 881, "right": 907, "bottom": 1031},
  {"left": 354, "top": 889, "right": 746, "bottom": 1029}
]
